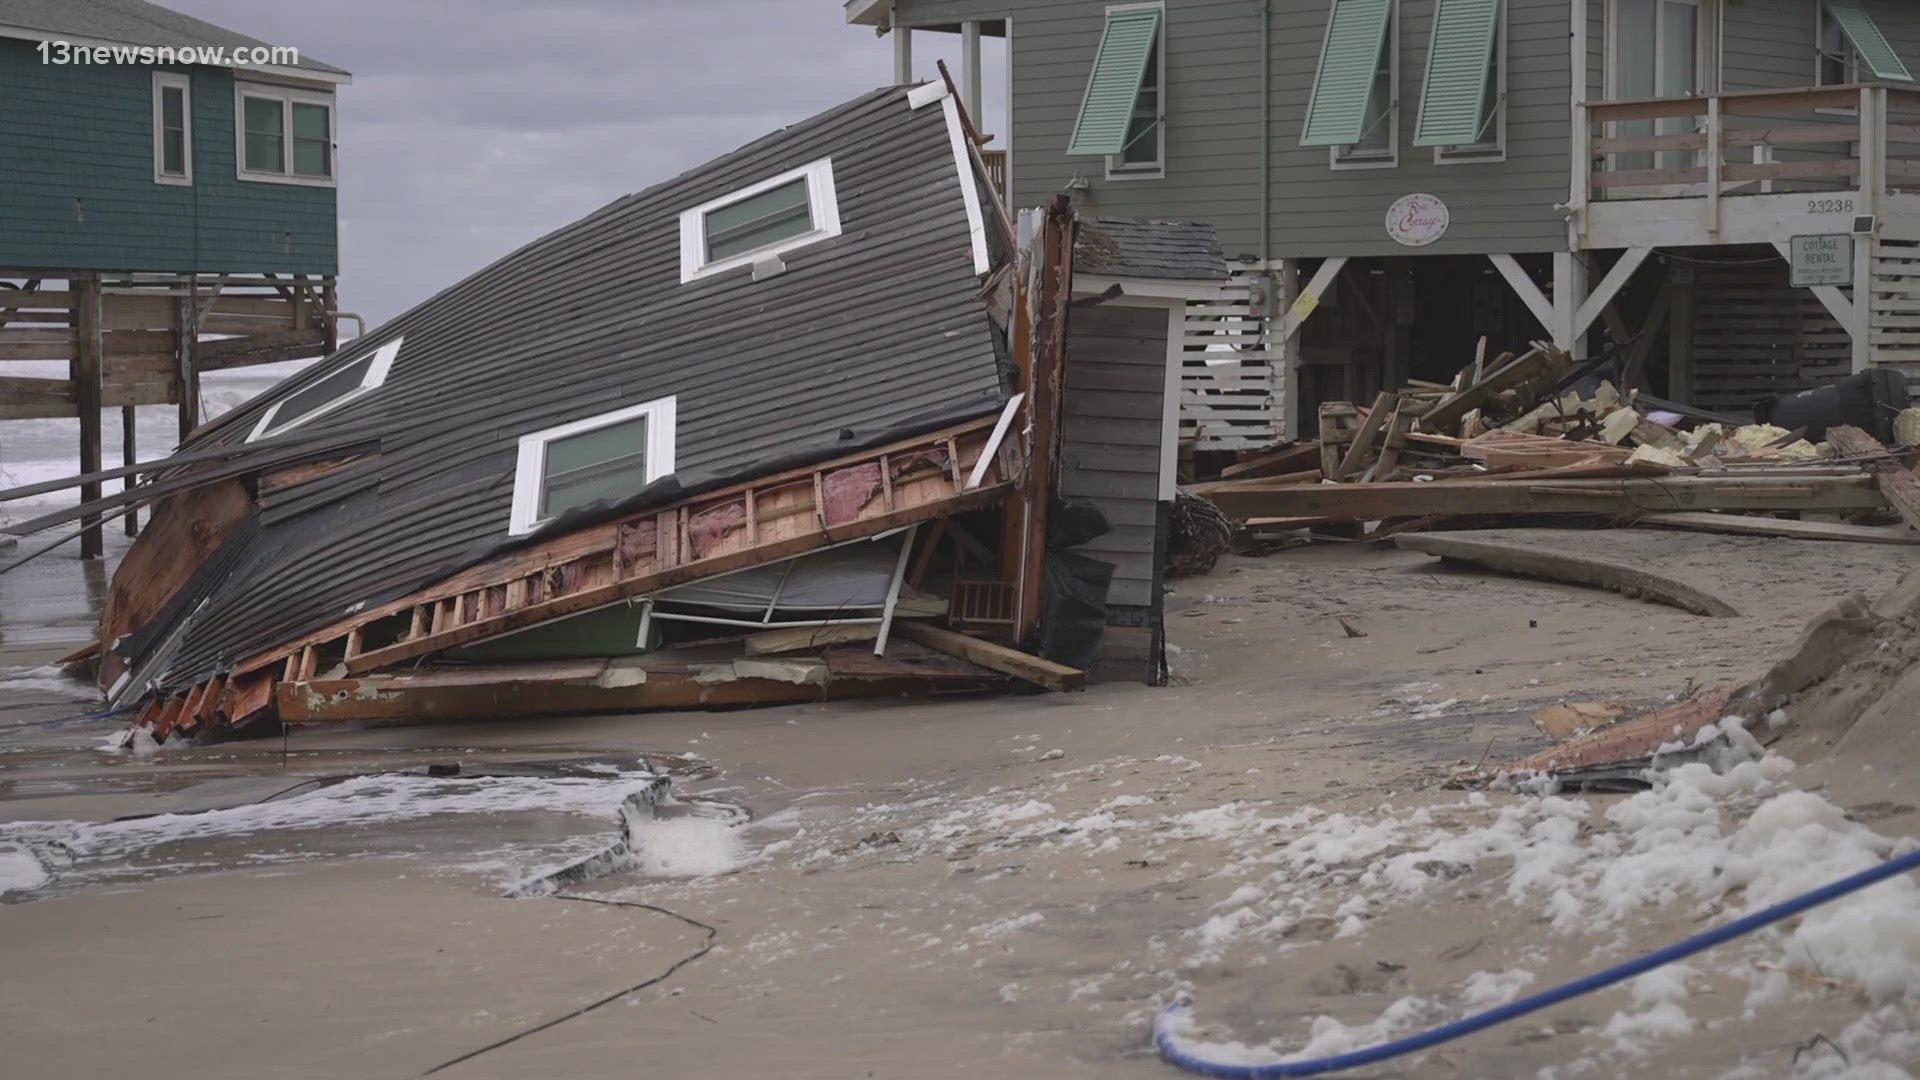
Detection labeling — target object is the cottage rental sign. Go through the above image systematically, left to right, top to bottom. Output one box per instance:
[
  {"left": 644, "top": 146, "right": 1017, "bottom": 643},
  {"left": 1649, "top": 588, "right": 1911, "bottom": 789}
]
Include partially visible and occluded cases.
[
  {"left": 1386, "top": 193, "right": 1449, "bottom": 247},
  {"left": 1789, "top": 233, "right": 1854, "bottom": 288}
]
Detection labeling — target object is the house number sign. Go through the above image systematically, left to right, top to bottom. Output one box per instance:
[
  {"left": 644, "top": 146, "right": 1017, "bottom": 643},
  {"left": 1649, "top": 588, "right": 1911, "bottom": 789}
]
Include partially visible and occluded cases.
[{"left": 1386, "top": 194, "right": 1449, "bottom": 247}]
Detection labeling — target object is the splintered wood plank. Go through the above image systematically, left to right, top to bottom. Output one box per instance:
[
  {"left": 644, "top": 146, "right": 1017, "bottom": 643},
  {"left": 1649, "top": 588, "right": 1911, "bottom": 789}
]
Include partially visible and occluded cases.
[
  {"left": 1335, "top": 392, "right": 1396, "bottom": 481},
  {"left": 1826, "top": 426, "right": 1920, "bottom": 533},
  {"left": 1204, "top": 475, "right": 1884, "bottom": 521},
  {"left": 1636, "top": 512, "right": 1920, "bottom": 546},
  {"left": 895, "top": 622, "right": 1084, "bottom": 691}
]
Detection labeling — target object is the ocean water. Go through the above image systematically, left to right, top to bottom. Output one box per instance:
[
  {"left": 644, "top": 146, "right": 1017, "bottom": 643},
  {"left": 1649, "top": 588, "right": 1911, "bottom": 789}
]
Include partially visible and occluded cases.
[
  {"left": 1, "top": 359, "right": 311, "bottom": 523},
  {"left": 0, "top": 360, "right": 314, "bottom": 655}
]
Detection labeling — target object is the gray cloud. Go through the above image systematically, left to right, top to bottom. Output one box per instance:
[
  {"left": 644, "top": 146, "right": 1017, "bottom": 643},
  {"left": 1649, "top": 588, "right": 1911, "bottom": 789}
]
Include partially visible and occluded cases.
[{"left": 163, "top": 1, "right": 1004, "bottom": 329}]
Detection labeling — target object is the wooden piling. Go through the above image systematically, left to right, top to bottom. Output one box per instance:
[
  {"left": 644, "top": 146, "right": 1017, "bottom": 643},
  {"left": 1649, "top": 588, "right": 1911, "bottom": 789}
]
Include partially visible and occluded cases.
[{"left": 72, "top": 273, "right": 103, "bottom": 559}]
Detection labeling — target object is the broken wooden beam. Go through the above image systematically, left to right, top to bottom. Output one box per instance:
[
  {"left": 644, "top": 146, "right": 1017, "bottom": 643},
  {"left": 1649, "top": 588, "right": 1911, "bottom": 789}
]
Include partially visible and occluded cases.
[
  {"left": 1421, "top": 345, "right": 1560, "bottom": 433},
  {"left": 1825, "top": 426, "right": 1920, "bottom": 534},
  {"left": 1218, "top": 441, "right": 1321, "bottom": 481},
  {"left": 1203, "top": 474, "right": 1884, "bottom": 521},
  {"left": 1636, "top": 511, "right": 1920, "bottom": 546},
  {"left": 1394, "top": 531, "right": 1741, "bottom": 617},
  {"left": 743, "top": 622, "right": 883, "bottom": 656},
  {"left": 896, "top": 622, "right": 1084, "bottom": 691}
]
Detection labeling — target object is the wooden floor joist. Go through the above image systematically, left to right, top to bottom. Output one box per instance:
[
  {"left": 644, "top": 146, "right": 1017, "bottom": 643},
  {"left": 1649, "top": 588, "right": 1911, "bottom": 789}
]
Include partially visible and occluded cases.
[{"left": 161, "top": 416, "right": 1021, "bottom": 734}]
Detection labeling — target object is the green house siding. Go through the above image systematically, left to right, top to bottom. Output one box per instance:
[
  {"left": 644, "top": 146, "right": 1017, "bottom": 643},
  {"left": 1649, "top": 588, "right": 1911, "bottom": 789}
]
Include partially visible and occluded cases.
[{"left": 0, "top": 37, "right": 336, "bottom": 274}]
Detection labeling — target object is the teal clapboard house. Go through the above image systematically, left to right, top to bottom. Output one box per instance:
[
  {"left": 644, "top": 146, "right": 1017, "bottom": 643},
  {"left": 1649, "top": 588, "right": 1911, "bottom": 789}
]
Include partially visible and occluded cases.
[
  {"left": 0, "top": 0, "right": 350, "bottom": 558},
  {"left": 0, "top": 0, "right": 348, "bottom": 273}
]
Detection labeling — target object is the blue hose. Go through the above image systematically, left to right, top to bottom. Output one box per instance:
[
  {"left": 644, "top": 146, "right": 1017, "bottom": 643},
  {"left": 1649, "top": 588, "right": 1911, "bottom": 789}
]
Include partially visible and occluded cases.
[{"left": 1155, "top": 844, "right": 1920, "bottom": 1077}]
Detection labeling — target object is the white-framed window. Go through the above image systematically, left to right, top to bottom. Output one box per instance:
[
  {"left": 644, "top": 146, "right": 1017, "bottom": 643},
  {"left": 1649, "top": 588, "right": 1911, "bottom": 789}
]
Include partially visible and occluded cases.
[
  {"left": 1105, "top": 2, "right": 1166, "bottom": 181},
  {"left": 1331, "top": 2, "right": 1399, "bottom": 171},
  {"left": 1433, "top": 3, "right": 1508, "bottom": 165},
  {"left": 152, "top": 72, "right": 192, "bottom": 186},
  {"left": 234, "top": 82, "right": 336, "bottom": 186},
  {"left": 678, "top": 160, "right": 841, "bottom": 283},
  {"left": 247, "top": 337, "right": 402, "bottom": 442},
  {"left": 509, "top": 396, "right": 678, "bottom": 535}
]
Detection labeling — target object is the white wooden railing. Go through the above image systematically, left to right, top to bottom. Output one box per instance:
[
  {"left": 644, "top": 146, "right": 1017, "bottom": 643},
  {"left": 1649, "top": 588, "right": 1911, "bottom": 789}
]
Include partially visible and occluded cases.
[{"left": 1582, "top": 83, "right": 1920, "bottom": 223}]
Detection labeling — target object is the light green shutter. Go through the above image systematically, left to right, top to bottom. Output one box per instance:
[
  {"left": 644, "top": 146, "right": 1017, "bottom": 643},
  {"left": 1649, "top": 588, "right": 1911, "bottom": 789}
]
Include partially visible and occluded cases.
[
  {"left": 1301, "top": 0, "right": 1395, "bottom": 147},
  {"left": 1414, "top": 0, "right": 1500, "bottom": 146},
  {"left": 1826, "top": 0, "right": 1913, "bottom": 82},
  {"left": 1066, "top": 7, "right": 1164, "bottom": 157}
]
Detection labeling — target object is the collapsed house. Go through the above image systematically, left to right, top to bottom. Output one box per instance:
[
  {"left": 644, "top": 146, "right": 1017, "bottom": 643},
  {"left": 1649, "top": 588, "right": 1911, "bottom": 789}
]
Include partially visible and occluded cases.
[{"left": 4, "top": 82, "right": 1230, "bottom": 740}]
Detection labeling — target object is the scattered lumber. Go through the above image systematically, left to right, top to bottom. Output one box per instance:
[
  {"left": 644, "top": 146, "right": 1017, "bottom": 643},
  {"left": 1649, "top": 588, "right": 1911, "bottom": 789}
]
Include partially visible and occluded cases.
[
  {"left": 1421, "top": 344, "right": 1562, "bottom": 432},
  {"left": 1826, "top": 425, "right": 1920, "bottom": 533},
  {"left": 1219, "top": 441, "right": 1320, "bottom": 481},
  {"left": 1204, "top": 475, "right": 1883, "bottom": 521},
  {"left": 1636, "top": 511, "right": 1920, "bottom": 546},
  {"left": 1393, "top": 531, "right": 1743, "bottom": 617},
  {"left": 896, "top": 622, "right": 1085, "bottom": 691}
]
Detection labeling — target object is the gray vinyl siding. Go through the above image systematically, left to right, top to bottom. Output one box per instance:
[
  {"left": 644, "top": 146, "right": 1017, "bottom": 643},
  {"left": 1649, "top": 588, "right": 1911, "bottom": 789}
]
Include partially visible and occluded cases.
[
  {"left": 897, "top": 0, "right": 1576, "bottom": 259},
  {"left": 1012, "top": 0, "right": 1267, "bottom": 254},
  {"left": 1264, "top": 0, "right": 1573, "bottom": 256},
  {"left": 1719, "top": 0, "right": 1919, "bottom": 94},
  {"left": 1058, "top": 303, "right": 1166, "bottom": 610}
]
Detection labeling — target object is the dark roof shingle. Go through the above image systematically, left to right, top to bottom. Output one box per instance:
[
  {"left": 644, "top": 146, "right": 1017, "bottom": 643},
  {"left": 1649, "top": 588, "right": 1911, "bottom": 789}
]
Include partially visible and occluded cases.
[
  {"left": 131, "top": 87, "right": 1006, "bottom": 689},
  {"left": 1074, "top": 217, "right": 1229, "bottom": 281}
]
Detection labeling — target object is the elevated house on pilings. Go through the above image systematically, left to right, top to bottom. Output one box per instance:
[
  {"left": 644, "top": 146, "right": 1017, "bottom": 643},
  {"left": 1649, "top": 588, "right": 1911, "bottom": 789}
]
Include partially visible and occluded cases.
[
  {"left": 0, "top": 0, "right": 347, "bottom": 556},
  {"left": 849, "top": 0, "right": 1920, "bottom": 442},
  {"left": 19, "top": 82, "right": 1222, "bottom": 741}
]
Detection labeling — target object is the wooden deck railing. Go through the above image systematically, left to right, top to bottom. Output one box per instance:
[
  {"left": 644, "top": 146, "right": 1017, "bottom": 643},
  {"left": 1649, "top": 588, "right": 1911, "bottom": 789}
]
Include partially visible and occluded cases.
[
  {"left": 1584, "top": 83, "right": 1920, "bottom": 205},
  {"left": 980, "top": 148, "right": 1008, "bottom": 204}
]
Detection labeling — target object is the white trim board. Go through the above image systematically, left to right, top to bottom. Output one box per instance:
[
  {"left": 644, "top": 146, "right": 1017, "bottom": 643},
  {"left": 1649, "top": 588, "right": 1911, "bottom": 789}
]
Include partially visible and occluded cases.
[
  {"left": 151, "top": 70, "right": 192, "bottom": 186},
  {"left": 234, "top": 81, "right": 337, "bottom": 188},
  {"left": 941, "top": 95, "right": 992, "bottom": 276},
  {"left": 678, "top": 158, "right": 842, "bottom": 284},
  {"left": 1489, "top": 253, "right": 1555, "bottom": 333},
  {"left": 248, "top": 336, "right": 402, "bottom": 442},
  {"left": 509, "top": 395, "right": 678, "bottom": 536}
]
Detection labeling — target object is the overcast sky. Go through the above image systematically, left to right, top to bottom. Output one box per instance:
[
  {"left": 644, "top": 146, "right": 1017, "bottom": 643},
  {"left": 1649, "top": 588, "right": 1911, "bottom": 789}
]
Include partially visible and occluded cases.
[{"left": 163, "top": 1, "right": 1006, "bottom": 331}]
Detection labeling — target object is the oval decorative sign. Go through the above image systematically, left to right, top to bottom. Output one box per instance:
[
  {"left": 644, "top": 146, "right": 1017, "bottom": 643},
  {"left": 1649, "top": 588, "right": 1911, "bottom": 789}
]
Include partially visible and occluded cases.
[{"left": 1386, "top": 193, "right": 1450, "bottom": 247}]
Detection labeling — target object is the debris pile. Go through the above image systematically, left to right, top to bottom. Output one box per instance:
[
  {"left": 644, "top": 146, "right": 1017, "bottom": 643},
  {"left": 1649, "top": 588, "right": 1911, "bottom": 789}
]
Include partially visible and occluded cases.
[{"left": 1190, "top": 340, "right": 1920, "bottom": 545}]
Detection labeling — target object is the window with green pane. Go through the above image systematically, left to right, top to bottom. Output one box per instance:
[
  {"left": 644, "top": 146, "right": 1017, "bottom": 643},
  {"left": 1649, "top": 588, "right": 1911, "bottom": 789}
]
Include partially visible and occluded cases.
[
  {"left": 1116, "top": 38, "right": 1162, "bottom": 169},
  {"left": 160, "top": 85, "right": 188, "bottom": 176},
  {"left": 243, "top": 95, "right": 284, "bottom": 172},
  {"left": 292, "top": 102, "right": 331, "bottom": 177},
  {"left": 704, "top": 178, "right": 813, "bottom": 262},
  {"left": 540, "top": 415, "right": 652, "bottom": 519}
]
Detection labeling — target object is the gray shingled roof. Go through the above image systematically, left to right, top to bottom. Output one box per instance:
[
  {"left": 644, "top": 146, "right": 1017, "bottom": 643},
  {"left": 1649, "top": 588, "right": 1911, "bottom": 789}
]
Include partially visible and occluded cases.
[
  {"left": 0, "top": 0, "right": 347, "bottom": 75},
  {"left": 125, "top": 86, "right": 1006, "bottom": 690},
  {"left": 1074, "top": 218, "right": 1229, "bottom": 281}
]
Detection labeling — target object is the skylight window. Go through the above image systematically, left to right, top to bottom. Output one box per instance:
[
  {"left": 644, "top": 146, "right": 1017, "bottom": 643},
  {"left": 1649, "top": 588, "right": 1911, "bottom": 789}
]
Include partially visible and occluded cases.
[
  {"left": 678, "top": 159, "right": 841, "bottom": 283},
  {"left": 248, "top": 337, "right": 402, "bottom": 441},
  {"left": 509, "top": 396, "right": 677, "bottom": 535}
]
